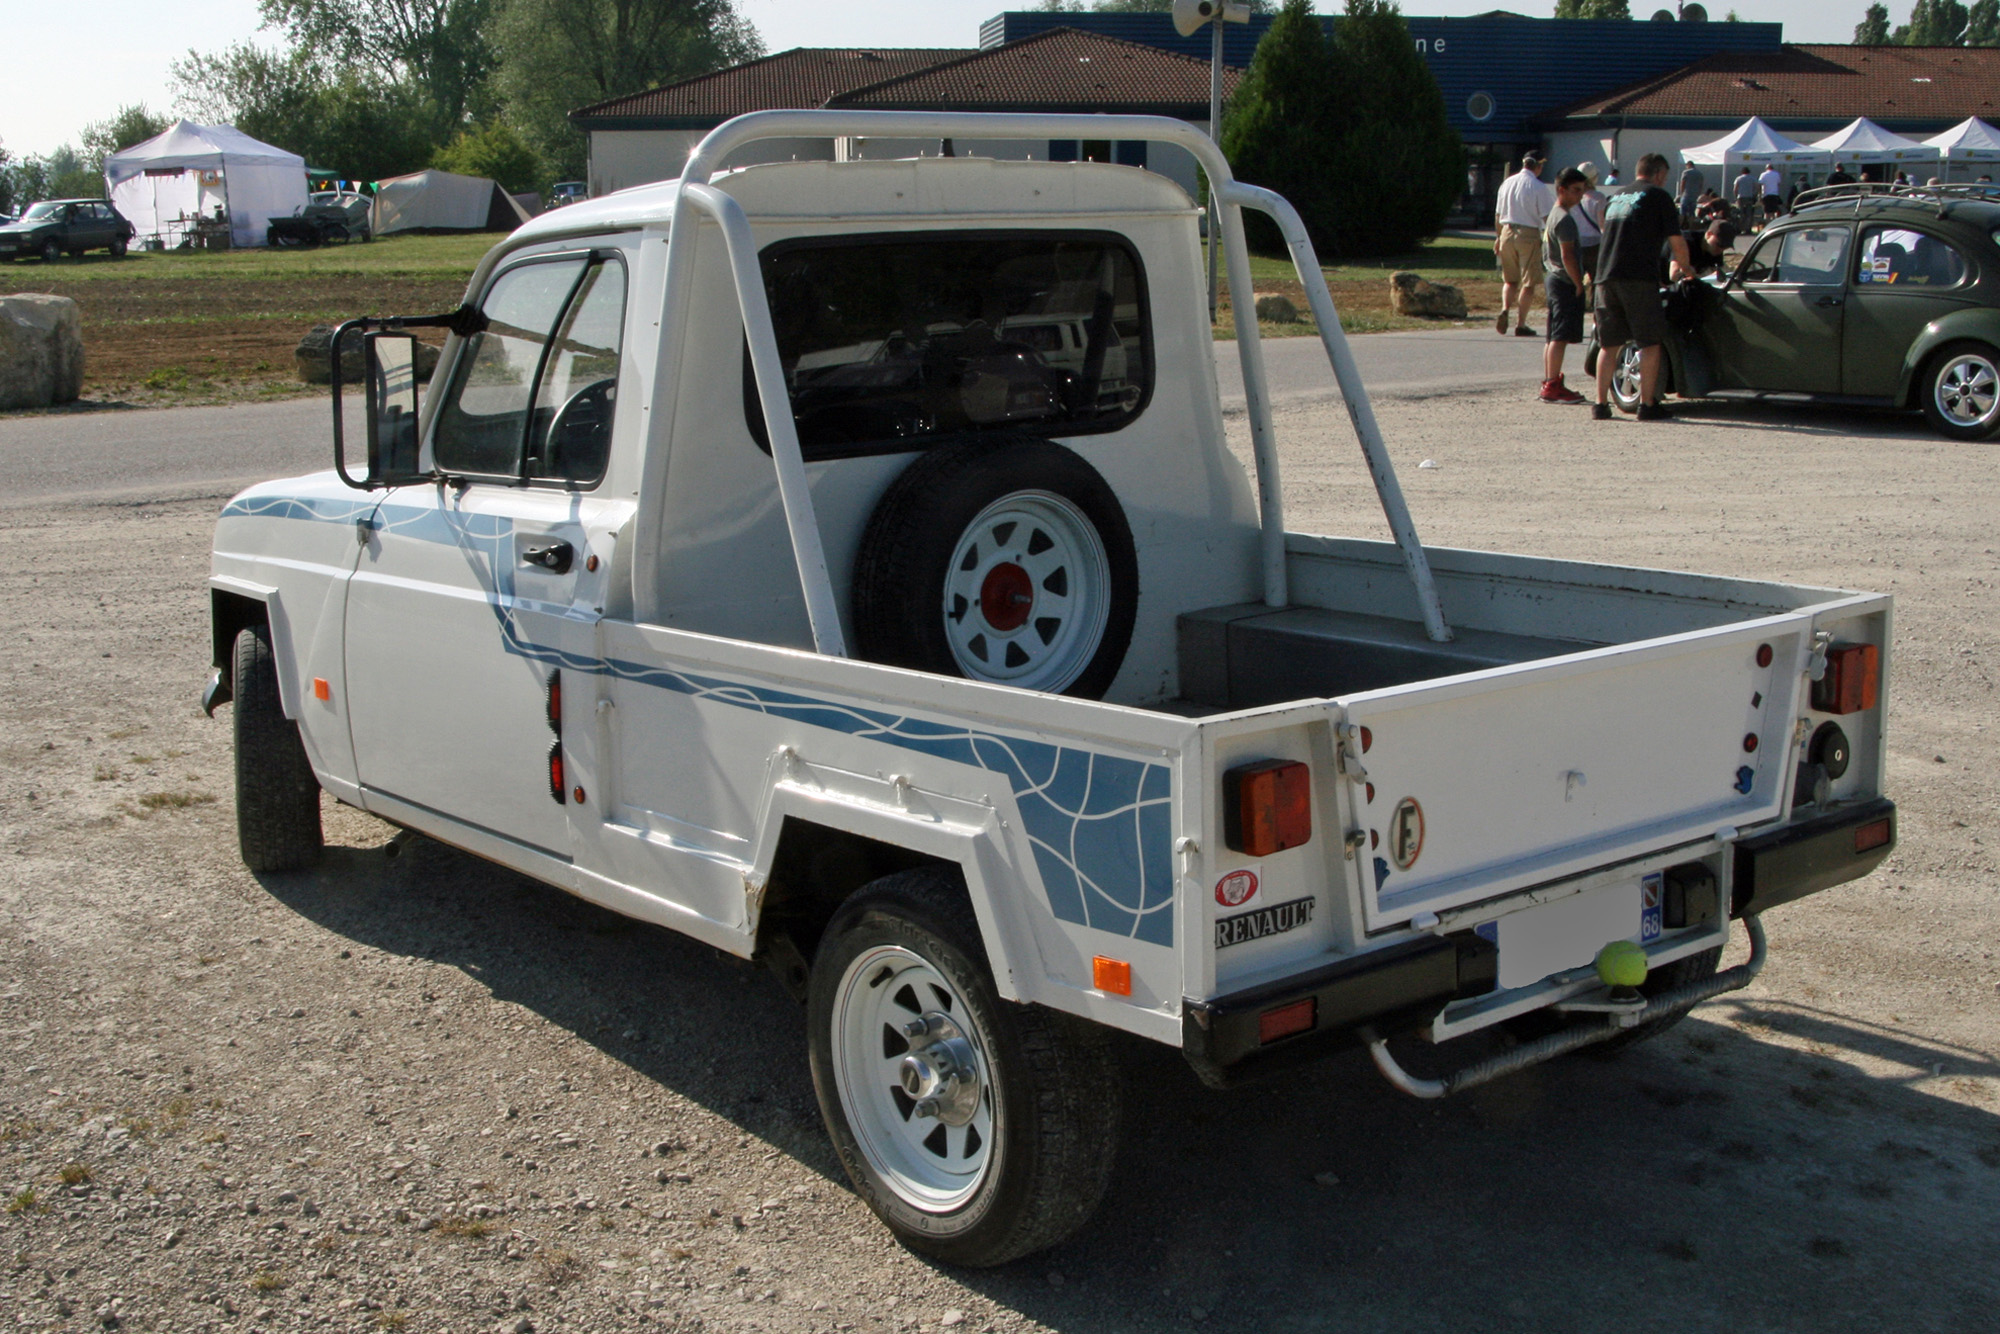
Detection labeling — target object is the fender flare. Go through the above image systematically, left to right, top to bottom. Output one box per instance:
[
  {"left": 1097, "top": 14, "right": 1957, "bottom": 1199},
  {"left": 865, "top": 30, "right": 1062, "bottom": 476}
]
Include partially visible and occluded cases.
[
  {"left": 1895, "top": 309, "right": 2000, "bottom": 407},
  {"left": 206, "top": 577, "right": 302, "bottom": 720}
]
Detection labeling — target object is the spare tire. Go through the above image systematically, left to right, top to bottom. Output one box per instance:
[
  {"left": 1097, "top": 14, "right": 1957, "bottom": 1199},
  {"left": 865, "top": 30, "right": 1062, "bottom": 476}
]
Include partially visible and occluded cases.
[{"left": 852, "top": 437, "right": 1138, "bottom": 698}]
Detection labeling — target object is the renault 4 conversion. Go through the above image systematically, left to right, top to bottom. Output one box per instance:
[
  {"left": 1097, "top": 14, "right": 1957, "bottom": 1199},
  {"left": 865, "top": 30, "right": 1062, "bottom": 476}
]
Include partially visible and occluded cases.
[{"left": 205, "top": 112, "right": 1897, "bottom": 1266}]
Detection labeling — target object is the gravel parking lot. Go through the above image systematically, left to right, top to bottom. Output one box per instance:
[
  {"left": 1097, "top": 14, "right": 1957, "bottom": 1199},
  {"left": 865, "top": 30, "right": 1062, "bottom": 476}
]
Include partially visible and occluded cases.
[{"left": 1, "top": 381, "right": 1996, "bottom": 1334}]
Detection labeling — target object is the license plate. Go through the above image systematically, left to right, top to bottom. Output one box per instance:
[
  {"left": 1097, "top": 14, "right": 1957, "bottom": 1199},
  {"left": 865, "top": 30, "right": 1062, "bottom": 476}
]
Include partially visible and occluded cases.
[{"left": 1494, "top": 880, "right": 1642, "bottom": 989}]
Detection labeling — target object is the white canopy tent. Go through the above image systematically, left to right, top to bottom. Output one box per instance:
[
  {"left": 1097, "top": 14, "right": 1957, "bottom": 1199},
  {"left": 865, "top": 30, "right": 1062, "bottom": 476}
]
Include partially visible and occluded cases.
[
  {"left": 1681, "top": 117, "right": 1831, "bottom": 169},
  {"left": 1810, "top": 118, "right": 1941, "bottom": 175},
  {"left": 1926, "top": 118, "right": 2000, "bottom": 180},
  {"left": 104, "top": 121, "right": 309, "bottom": 249},
  {"left": 371, "top": 169, "right": 531, "bottom": 235}
]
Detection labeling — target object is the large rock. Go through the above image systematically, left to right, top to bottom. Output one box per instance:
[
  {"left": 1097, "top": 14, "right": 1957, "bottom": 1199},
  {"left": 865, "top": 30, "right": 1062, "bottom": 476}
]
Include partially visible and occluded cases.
[
  {"left": 1389, "top": 272, "right": 1468, "bottom": 320},
  {"left": 1253, "top": 293, "right": 1300, "bottom": 324},
  {"left": 0, "top": 294, "right": 85, "bottom": 410},
  {"left": 295, "top": 326, "right": 441, "bottom": 385}
]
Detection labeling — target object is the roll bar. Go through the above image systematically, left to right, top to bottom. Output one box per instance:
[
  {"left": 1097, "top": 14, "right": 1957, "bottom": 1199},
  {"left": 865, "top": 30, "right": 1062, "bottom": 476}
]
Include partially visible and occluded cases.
[{"left": 618, "top": 110, "right": 1450, "bottom": 649}]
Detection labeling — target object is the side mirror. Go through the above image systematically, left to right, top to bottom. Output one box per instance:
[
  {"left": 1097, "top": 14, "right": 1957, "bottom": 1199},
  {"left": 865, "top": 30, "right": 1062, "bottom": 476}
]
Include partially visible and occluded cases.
[{"left": 332, "top": 323, "right": 431, "bottom": 489}]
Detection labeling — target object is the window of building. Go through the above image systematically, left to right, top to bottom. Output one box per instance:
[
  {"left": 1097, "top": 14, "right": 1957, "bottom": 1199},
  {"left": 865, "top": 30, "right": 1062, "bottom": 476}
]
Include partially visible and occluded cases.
[{"left": 746, "top": 230, "right": 1152, "bottom": 459}]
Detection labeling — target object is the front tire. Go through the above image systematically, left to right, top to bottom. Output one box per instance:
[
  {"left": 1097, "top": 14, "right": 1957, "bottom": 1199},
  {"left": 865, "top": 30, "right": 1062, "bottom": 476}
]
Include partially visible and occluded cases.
[
  {"left": 38, "top": 239, "right": 60, "bottom": 263},
  {"left": 1609, "top": 341, "right": 1645, "bottom": 414},
  {"left": 1920, "top": 341, "right": 2000, "bottom": 441},
  {"left": 231, "top": 623, "right": 323, "bottom": 872},
  {"left": 807, "top": 867, "right": 1121, "bottom": 1266}
]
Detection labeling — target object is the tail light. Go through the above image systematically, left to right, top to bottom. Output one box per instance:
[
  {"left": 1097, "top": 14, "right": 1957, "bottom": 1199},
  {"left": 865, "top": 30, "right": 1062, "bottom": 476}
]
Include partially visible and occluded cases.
[
  {"left": 1812, "top": 643, "right": 1879, "bottom": 715},
  {"left": 548, "top": 741, "right": 566, "bottom": 804},
  {"left": 1223, "top": 759, "right": 1312, "bottom": 857},
  {"left": 1854, "top": 818, "right": 1892, "bottom": 853}
]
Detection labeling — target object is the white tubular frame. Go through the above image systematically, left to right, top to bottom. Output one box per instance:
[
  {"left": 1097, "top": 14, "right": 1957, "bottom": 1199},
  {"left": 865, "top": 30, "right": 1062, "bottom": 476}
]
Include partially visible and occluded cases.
[{"left": 605, "top": 109, "right": 1447, "bottom": 644}]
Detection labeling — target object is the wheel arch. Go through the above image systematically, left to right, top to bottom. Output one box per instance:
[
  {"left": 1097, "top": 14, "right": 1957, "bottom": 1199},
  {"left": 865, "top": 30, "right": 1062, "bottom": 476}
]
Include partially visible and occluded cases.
[
  {"left": 1896, "top": 311, "right": 2000, "bottom": 407},
  {"left": 208, "top": 578, "right": 300, "bottom": 719}
]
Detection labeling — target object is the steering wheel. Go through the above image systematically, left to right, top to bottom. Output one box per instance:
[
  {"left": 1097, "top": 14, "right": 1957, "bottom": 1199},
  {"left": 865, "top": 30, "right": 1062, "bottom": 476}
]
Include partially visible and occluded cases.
[{"left": 545, "top": 378, "right": 616, "bottom": 480}]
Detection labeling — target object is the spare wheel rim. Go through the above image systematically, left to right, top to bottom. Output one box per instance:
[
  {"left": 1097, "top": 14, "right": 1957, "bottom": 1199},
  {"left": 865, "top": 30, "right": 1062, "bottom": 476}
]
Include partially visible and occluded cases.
[
  {"left": 942, "top": 490, "right": 1110, "bottom": 692},
  {"left": 831, "top": 944, "right": 996, "bottom": 1212}
]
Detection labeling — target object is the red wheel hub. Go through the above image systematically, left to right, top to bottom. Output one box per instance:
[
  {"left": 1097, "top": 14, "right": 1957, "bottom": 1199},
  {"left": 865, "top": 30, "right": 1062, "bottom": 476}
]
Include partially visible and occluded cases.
[{"left": 978, "top": 562, "right": 1034, "bottom": 632}]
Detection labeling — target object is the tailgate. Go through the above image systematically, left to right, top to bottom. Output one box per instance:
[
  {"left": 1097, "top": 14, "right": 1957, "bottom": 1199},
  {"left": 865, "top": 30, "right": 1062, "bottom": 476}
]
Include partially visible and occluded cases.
[{"left": 1340, "top": 612, "right": 1812, "bottom": 931}]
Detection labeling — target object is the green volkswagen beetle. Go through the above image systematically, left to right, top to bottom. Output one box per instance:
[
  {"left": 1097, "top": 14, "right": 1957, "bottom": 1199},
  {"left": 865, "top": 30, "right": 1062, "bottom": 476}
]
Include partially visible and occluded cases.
[{"left": 1600, "top": 186, "right": 2000, "bottom": 441}]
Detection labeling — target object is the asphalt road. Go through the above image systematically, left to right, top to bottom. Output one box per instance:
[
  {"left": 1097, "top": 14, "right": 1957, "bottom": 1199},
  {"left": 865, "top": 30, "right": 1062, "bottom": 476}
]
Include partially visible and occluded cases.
[{"left": 0, "top": 328, "right": 1536, "bottom": 505}]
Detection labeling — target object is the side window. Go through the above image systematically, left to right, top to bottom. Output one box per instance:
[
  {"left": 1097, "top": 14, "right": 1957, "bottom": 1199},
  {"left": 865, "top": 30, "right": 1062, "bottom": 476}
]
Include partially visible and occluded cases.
[
  {"left": 1856, "top": 226, "right": 1967, "bottom": 288},
  {"left": 1775, "top": 227, "right": 1849, "bottom": 285},
  {"left": 747, "top": 231, "right": 1152, "bottom": 459},
  {"left": 1737, "top": 234, "right": 1781, "bottom": 284},
  {"left": 433, "top": 252, "right": 626, "bottom": 486},
  {"left": 528, "top": 262, "right": 626, "bottom": 486}
]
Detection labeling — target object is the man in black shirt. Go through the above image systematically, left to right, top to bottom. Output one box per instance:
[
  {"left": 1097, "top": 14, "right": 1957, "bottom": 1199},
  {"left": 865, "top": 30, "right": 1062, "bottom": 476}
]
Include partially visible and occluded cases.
[
  {"left": 1593, "top": 152, "right": 1694, "bottom": 421},
  {"left": 1662, "top": 220, "right": 1738, "bottom": 284}
]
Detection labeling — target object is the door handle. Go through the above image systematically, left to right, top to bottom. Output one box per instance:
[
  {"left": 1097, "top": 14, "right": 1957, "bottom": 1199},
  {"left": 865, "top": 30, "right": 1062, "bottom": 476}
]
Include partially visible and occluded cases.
[
  {"left": 1815, "top": 295, "right": 1843, "bottom": 308},
  {"left": 522, "top": 540, "right": 573, "bottom": 574}
]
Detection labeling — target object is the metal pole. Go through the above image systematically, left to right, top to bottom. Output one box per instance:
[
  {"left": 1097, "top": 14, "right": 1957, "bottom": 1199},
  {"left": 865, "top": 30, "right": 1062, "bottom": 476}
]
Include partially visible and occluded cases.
[{"left": 1206, "top": 18, "right": 1223, "bottom": 324}]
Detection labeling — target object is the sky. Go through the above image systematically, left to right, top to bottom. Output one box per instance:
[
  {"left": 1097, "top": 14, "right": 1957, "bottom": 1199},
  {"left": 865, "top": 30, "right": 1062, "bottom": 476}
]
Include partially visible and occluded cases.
[{"left": 3, "top": 0, "right": 1875, "bottom": 160}]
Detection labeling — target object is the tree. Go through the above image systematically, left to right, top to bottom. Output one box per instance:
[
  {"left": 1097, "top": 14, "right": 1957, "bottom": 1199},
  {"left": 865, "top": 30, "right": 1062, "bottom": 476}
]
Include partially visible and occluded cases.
[
  {"left": 256, "top": 0, "right": 499, "bottom": 135},
  {"left": 490, "top": 0, "right": 762, "bottom": 179},
  {"left": 1085, "top": 0, "right": 1273, "bottom": 11},
  {"left": 1223, "top": 0, "right": 1461, "bottom": 258},
  {"left": 1553, "top": 0, "right": 1633, "bottom": 18},
  {"left": 1892, "top": 0, "right": 1969, "bottom": 41},
  {"left": 1965, "top": 0, "right": 1999, "bottom": 41},
  {"left": 1855, "top": 1, "right": 1892, "bottom": 39},
  {"left": 79, "top": 105, "right": 171, "bottom": 174},
  {"left": 432, "top": 121, "right": 543, "bottom": 192}
]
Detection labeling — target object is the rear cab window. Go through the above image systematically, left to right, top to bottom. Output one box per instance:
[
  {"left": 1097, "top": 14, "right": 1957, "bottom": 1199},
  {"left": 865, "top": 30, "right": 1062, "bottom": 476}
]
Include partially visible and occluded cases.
[
  {"left": 747, "top": 230, "right": 1151, "bottom": 459},
  {"left": 432, "top": 249, "right": 627, "bottom": 487}
]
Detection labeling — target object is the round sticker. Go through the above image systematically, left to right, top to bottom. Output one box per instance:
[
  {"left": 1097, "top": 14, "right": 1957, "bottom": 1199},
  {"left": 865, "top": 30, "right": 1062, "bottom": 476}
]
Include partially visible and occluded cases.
[
  {"left": 1390, "top": 798, "right": 1425, "bottom": 871},
  {"left": 1214, "top": 868, "right": 1259, "bottom": 907}
]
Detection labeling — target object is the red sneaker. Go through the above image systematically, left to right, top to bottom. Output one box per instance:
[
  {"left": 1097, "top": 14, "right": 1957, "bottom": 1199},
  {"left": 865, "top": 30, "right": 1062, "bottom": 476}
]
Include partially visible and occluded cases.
[{"left": 1538, "top": 378, "right": 1585, "bottom": 404}]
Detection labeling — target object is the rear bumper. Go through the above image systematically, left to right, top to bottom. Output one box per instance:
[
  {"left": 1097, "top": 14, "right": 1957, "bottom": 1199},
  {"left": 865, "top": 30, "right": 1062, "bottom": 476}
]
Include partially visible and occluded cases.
[
  {"left": 1181, "top": 797, "right": 1895, "bottom": 1088},
  {"left": 1732, "top": 797, "right": 1896, "bottom": 917},
  {"left": 1181, "top": 932, "right": 1493, "bottom": 1088}
]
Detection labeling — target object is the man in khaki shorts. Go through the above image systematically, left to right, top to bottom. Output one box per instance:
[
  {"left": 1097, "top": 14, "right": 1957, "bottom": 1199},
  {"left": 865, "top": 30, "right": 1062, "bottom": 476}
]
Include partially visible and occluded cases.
[{"left": 1492, "top": 153, "right": 1554, "bottom": 336}]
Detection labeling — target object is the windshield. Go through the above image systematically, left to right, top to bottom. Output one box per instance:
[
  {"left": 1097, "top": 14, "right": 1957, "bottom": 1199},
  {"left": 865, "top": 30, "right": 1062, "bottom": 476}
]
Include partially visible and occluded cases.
[{"left": 22, "top": 202, "right": 62, "bottom": 220}]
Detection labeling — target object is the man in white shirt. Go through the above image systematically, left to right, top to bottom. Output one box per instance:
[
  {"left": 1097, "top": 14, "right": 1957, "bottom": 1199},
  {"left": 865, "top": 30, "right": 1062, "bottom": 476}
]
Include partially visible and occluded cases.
[
  {"left": 1493, "top": 153, "right": 1556, "bottom": 336},
  {"left": 1758, "top": 164, "right": 1785, "bottom": 223}
]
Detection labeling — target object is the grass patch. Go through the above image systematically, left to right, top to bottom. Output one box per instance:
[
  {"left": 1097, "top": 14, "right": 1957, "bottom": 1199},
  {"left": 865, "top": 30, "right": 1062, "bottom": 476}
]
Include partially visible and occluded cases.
[
  {"left": 36, "top": 232, "right": 495, "bottom": 283},
  {"left": 134, "top": 790, "right": 217, "bottom": 815},
  {"left": 56, "top": 1163, "right": 90, "bottom": 1186},
  {"left": 5, "top": 1188, "right": 40, "bottom": 1214},
  {"left": 434, "top": 1214, "right": 497, "bottom": 1238},
  {"left": 535, "top": 1245, "right": 584, "bottom": 1287},
  {"left": 248, "top": 1270, "right": 288, "bottom": 1293},
  {"left": 375, "top": 1312, "right": 410, "bottom": 1330}
]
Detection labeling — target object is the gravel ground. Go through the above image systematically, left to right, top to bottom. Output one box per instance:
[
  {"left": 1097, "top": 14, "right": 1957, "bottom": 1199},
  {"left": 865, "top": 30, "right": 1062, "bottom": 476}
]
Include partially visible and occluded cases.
[{"left": 0, "top": 383, "right": 1996, "bottom": 1334}]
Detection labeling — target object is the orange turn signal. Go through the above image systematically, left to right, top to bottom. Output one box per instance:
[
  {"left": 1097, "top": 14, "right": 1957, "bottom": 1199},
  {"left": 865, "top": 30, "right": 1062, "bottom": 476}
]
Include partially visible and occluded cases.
[
  {"left": 1812, "top": 643, "right": 1879, "bottom": 715},
  {"left": 312, "top": 677, "right": 330, "bottom": 702},
  {"left": 1223, "top": 759, "right": 1312, "bottom": 857},
  {"left": 1092, "top": 956, "right": 1131, "bottom": 996}
]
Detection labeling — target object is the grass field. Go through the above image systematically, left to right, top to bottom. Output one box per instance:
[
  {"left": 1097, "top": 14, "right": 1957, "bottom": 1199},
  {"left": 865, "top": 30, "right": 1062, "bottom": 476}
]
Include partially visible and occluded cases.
[{"left": 1, "top": 231, "right": 1504, "bottom": 411}]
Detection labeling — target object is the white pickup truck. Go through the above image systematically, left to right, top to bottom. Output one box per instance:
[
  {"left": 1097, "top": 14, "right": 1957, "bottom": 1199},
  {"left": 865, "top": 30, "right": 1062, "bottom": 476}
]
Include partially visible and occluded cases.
[{"left": 205, "top": 112, "right": 1897, "bottom": 1266}]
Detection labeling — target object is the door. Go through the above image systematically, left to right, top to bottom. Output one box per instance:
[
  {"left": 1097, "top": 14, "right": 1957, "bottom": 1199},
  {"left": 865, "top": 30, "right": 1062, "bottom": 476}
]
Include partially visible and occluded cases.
[
  {"left": 1706, "top": 224, "right": 1850, "bottom": 394},
  {"left": 1842, "top": 224, "right": 1978, "bottom": 398},
  {"left": 343, "top": 249, "right": 628, "bottom": 853}
]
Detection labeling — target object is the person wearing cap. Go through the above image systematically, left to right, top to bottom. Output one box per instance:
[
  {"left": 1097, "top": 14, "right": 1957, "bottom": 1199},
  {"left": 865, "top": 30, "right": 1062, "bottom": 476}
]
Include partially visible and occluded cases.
[{"left": 1493, "top": 153, "right": 1555, "bottom": 336}]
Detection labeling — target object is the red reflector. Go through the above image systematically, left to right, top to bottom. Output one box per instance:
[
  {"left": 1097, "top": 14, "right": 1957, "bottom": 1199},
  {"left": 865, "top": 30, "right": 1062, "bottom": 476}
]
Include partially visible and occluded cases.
[
  {"left": 1756, "top": 643, "right": 1774, "bottom": 668},
  {"left": 1812, "top": 643, "right": 1879, "bottom": 715},
  {"left": 546, "top": 671, "right": 562, "bottom": 734},
  {"left": 1743, "top": 732, "right": 1759, "bottom": 753},
  {"left": 548, "top": 743, "right": 565, "bottom": 804},
  {"left": 1223, "top": 759, "right": 1312, "bottom": 856},
  {"left": 1854, "top": 818, "right": 1892, "bottom": 854},
  {"left": 1092, "top": 956, "right": 1132, "bottom": 996},
  {"left": 1258, "top": 998, "right": 1316, "bottom": 1045}
]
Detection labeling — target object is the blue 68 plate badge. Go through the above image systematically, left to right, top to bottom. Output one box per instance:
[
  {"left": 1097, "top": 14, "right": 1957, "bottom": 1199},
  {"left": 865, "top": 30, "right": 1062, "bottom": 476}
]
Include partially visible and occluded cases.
[{"left": 1639, "top": 872, "right": 1663, "bottom": 944}]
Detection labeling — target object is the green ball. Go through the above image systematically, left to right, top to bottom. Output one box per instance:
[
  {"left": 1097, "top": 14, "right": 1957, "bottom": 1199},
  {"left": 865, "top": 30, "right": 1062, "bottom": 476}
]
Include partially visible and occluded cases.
[{"left": 1596, "top": 939, "right": 1649, "bottom": 988}]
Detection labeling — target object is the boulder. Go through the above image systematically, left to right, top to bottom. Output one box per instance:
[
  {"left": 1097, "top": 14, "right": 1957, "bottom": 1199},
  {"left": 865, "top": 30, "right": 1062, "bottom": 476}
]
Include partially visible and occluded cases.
[
  {"left": 1389, "top": 272, "right": 1468, "bottom": 320},
  {"left": 1253, "top": 293, "right": 1300, "bottom": 324},
  {"left": 0, "top": 294, "right": 85, "bottom": 410},
  {"left": 295, "top": 326, "right": 441, "bottom": 385}
]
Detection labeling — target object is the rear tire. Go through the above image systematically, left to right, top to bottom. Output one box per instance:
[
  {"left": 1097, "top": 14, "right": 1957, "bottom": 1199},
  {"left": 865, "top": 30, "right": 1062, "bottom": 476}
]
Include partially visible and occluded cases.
[
  {"left": 109, "top": 236, "right": 127, "bottom": 258},
  {"left": 1609, "top": 341, "right": 1645, "bottom": 414},
  {"left": 1919, "top": 341, "right": 2000, "bottom": 441},
  {"left": 231, "top": 623, "right": 323, "bottom": 872},
  {"left": 807, "top": 867, "right": 1121, "bottom": 1266}
]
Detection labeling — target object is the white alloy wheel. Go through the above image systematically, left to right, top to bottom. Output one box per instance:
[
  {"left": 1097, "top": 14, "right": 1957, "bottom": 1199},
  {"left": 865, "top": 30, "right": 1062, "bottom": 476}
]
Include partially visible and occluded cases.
[
  {"left": 1611, "top": 341, "right": 1645, "bottom": 413},
  {"left": 1933, "top": 350, "right": 2000, "bottom": 431},
  {"left": 942, "top": 491, "right": 1110, "bottom": 693},
  {"left": 830, "top": 944, "right": 996, "bottom": 1212}
]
